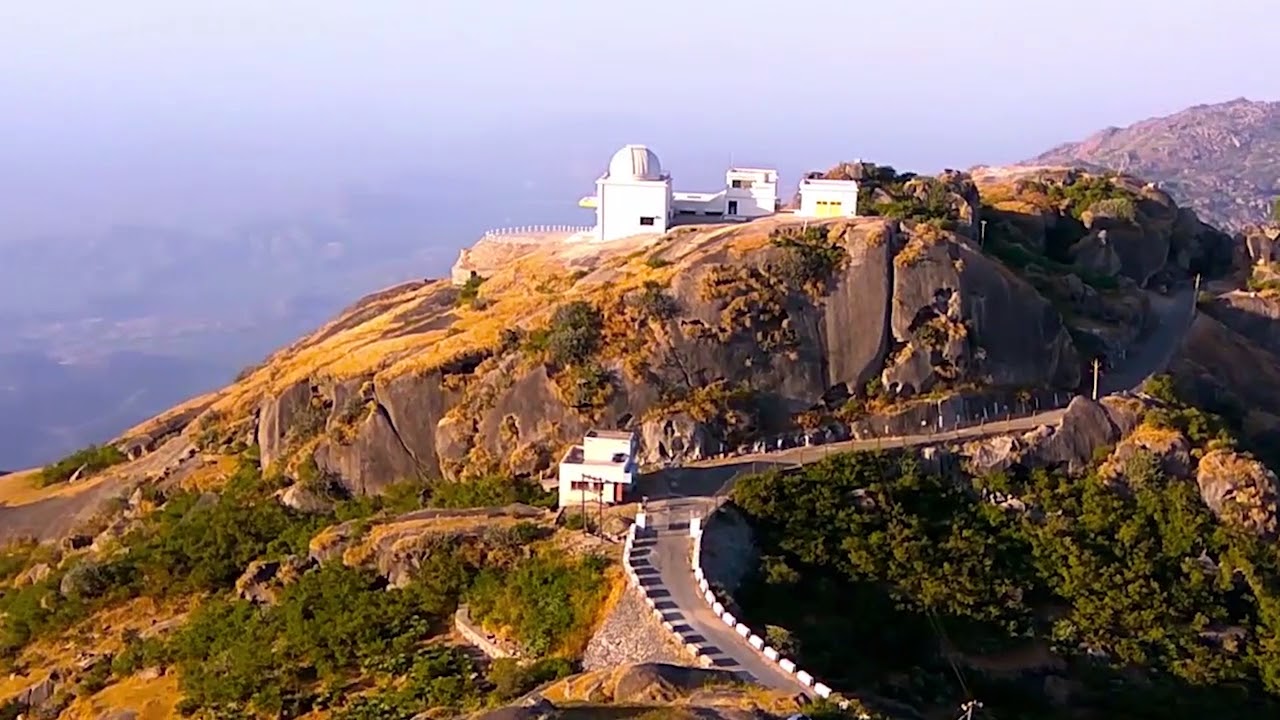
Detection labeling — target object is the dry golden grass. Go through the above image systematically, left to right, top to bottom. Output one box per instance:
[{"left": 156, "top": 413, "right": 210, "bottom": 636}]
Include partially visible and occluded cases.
[
  {"left": 117, "top": 214, "right": 889, "bottom": 457},
  {"left": 894, "top": 225, "right": 945, "bottom": 268},
  {"left": 123, "top": 390, "right": 221, "bottom": 439},
  {"left": 1130, "top": 422, "right": 1185, "bottom": 447},
  {"left": 178, "top": 454, "right": 242, "bottom": 493},
  {"left": 0, "top": 468, "right": 117, "bottom": 507},
  {"left": 2, "top": 596, "right": 193, "bottom": 716},
  {"left": 0, "top": 667, "right": 52, "bottom": 704},
  {"left": 61, "top": 673, "right": 182, "bottom": 720}
]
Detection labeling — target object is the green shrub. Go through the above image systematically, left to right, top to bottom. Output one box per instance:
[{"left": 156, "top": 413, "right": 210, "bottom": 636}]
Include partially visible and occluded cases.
[
  {"left": 1089, "top": 196, "right": 1137, "bottom": 222},
  {"left": 1272, "top": 196, "right": 1280, "bottom": 223},
  {"left": 770, "top": 225, "right": 848, "bottom": 294},
  {"left": 644, "top": 254, "right": 671, "bottom": 268},
  {"left": 457, "top": 275, "right": 486, "bottom": 309},
  {"left": 630, "top": 280, "right": 678, "bottom": 320},
  {"left": 544, "top": 301, "right": 603, "bottom": 367},
  {"left": 560, "top": 362, "right": 614, "bottom": 409},
  {"left": 39, "top": 444, "right": 127, "bottom": 486},
  {"left": 427, "top": 474, "right": 552, "bottom": 509},
  {"left": 562, "top": 511, "right": 596, "bottom": 532},
  {"left": 0, "top": 541, "right": 38, "bottom": 584},
  {"left": 466, "top": 554, "right": 609, "bottom": 657},
  {"left": 169, "top": 564, "right": 471, "bottom": 716},
  {"left": 487, "top": 657, "right": 574, "bottom": 700}
]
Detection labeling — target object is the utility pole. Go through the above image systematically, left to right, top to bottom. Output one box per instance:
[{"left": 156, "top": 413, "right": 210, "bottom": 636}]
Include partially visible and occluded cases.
[
  {"left": 979, "top": 220, "right": 987, "bottom": 247},
  {"left": 1091, "top": 358, "right": 1102, "bottom": 401},
  {"left": 959, "top": 699, "right": 983, "bottom": 720}
]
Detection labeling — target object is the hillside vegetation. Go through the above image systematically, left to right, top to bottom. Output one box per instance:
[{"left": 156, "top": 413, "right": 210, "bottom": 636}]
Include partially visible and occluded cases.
[
  {"left": 0, "top": 159, "right": 1252, "bottom": 719},
  {"left": 730, "top": 373, "right": 1280, "bottom": 719},
  {"left": 0, "top": 454, "right": 610, "bottom": 719}
]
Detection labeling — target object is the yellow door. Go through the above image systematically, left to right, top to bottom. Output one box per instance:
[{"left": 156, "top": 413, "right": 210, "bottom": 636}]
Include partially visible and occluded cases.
[{"left": 816, "top": 200, "right": 843, "bottom": 218}]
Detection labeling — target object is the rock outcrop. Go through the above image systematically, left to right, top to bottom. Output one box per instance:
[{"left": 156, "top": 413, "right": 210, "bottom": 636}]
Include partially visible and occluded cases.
[
  {"left": 958, "top": 396, "right": 1138, "bottom": 476},
  {"left": 1197, "top": 449, "right": 1280, "bottom": 539},
  {"left": 307, "top": 504, "right": 549, "bottom": 586},
  {"left": 235, "top": 555, "right": 315, "bottom": 604}
]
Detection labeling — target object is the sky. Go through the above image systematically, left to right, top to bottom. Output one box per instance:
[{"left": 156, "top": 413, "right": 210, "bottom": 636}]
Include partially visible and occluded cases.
[{"left": 1, "top": 0, "right": 1277, "bottom": 246}]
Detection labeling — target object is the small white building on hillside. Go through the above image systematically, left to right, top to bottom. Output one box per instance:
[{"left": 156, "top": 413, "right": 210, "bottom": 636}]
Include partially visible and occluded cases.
[
  {"left": 579, "top": 145, "right": 780, "bottom": 242},
  {"left": 797, "top": 177, "right": 860, "bottom": 218},
  {"left": 558, "top": 429, "right": 638, "bottom": 507}
]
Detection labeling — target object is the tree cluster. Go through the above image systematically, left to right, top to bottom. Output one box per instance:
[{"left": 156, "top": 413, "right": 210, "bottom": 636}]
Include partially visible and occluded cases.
[{"left": 732, "top": 444, "right": 1280, "bottom": 719}]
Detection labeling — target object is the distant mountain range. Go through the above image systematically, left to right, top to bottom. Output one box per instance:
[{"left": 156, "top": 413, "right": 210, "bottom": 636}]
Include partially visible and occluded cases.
[{"left": 1025, "top": 97, "right": 1280, "bottom": 231}]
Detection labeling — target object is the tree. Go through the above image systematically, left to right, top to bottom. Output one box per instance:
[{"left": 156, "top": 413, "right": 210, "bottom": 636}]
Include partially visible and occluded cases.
[{"left": 545, "top": 301, "right": 603, "bottom": 367}]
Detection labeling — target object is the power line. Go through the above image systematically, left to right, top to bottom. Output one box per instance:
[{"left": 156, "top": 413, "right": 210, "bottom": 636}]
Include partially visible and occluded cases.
[{"left": 926, "top": 609, "right": 971, "bottom": 700}]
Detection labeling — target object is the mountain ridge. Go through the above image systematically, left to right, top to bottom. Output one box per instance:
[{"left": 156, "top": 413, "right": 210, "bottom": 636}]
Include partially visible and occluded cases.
[{"left": 1024, "top": 97, "right": 1280, "bottom": 231}]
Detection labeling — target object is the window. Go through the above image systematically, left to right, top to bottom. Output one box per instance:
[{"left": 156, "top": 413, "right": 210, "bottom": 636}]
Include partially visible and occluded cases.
[
  {"left": 730, "top": 179, "right": 754, "bottom": 189},
  {"left": 727, "top": 200, "right": 739, "bottom": 215},
  {"left": 639, "top": 216, "right": 656, "bottom": 226},
  {"left": 571, "top": 480, "right": 602, "bottom": 491}
]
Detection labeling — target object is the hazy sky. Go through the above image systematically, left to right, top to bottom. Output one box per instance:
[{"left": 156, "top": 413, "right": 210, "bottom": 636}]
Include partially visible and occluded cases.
[{"left": 2, "top": 0, "right": 1277, "bottom": 239}]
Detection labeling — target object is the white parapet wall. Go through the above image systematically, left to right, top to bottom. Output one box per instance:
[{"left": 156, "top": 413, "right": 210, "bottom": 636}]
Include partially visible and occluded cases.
[
  {"left": 684, "top": 502, "right": 847, "bottom": 704},
  {"left": 627, "top": 509, "right": 712, "bottom": 666}
]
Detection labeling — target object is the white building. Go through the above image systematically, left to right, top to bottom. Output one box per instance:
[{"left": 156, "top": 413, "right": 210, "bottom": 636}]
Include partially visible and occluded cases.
[
  {"left": 579, "top": 145, "right": 779, "bottom": 242},
  {"left": 583, "top": 145, "right": 674, "bottom": 243},
  {"left": 797, "top": 177, "right": 860, "bottom": 218},
  {"left": 558, "top": 429, "right": 638, "bottom": 507}
]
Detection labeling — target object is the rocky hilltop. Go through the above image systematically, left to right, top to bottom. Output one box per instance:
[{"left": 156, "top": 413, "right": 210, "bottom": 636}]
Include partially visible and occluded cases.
[
  {"left": 1024, "top": 97, "right": 1280, "bottom": 231},
  {"left": 1, "top": 159, "right": 1274, "bottom": 720},
  {"left": 3, "top": 164, "right": 1230, "bottom": 512}
]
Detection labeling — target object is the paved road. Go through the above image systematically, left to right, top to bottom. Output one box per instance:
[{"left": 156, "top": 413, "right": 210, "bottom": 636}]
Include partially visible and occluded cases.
[
  {"left": 634, "top": 286, "right": 1197, "bottom": 693},
  {"left": 632, "top": 495, "right": 806, "bottom": 692}
]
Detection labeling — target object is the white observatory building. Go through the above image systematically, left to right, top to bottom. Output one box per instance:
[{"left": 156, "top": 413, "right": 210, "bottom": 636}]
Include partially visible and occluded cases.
[
  {"left": 580, "top": 144, "right": 784, "bottom": 242},
  {"left": 592, "top": 145, "right": 675, "bottom": 242}
]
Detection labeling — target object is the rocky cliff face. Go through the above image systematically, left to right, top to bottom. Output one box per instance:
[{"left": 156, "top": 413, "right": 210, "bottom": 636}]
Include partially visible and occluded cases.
[
  {"left": 1024, "top": 97, "right": 1280, "bottom": 232},
  {"left": 86, "top": 167, "right": 1219, "bottom": 498}
]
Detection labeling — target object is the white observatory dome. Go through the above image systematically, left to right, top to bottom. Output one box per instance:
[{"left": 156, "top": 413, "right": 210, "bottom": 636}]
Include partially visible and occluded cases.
[{"left": 607, "top": 144, "right": 663, "bottom": 180}]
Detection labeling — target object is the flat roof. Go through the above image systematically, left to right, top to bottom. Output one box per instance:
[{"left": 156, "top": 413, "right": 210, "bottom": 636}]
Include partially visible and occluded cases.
[
  {"left": 586, "top": 429, "right": 634, "bottom": 440},
  {"left": 561, "top": 444, "right": 629, "bottom": 467}
]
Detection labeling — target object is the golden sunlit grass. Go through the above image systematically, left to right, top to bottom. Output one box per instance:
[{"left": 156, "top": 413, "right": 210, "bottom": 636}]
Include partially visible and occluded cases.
[
  {"left": 114, "top": 214, "right": 894, "bottom": 460},
  {"left": 178, "top": 454, "right": 242, "bottom": 493},
  {"left": 0, "top": 469, "right": 114, "bottom": 508},
  {"left": 3, "top": 596, "right": 193, "bottom": 717},
  {"left": 61, "top": 673, "right": 182, "bottom": 720}
]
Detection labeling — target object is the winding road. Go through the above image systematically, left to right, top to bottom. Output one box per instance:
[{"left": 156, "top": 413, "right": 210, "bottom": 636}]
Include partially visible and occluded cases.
[{"left": 632, "top": 286, "right": 1197, "bottom": 693}]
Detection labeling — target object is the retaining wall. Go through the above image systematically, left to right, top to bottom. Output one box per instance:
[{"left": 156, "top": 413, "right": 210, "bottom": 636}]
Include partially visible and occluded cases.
[
  {"left": 621, "top": 512, "right": 719, "bottom": 670},
  {"left": 454, "top": 605, "right": 516, "bottom": 659}
]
